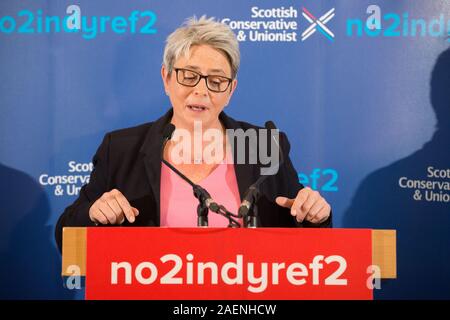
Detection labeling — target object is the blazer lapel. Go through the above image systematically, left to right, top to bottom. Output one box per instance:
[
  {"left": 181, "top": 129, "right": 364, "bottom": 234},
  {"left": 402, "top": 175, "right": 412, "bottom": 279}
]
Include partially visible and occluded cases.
[{"left": 139, "top": 109, "right": 174, "bottom": 226}]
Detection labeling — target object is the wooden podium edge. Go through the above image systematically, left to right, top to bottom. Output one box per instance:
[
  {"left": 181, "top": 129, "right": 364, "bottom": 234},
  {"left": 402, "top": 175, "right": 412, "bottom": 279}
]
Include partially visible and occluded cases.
[
  {"left": 62, "top": 227, "right": 397, "bottom": 279},
  {"left": 62, "top": 227, "right": 87, "bottom": 277},
  {"left": 372, "top": 229, "right": 397, "bottom": 279}
]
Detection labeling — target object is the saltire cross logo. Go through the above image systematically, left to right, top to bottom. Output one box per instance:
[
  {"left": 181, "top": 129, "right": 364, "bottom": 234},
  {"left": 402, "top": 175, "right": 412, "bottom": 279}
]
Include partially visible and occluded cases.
[{"left": 301, "top": 8, "right": 335, "bottom": 42}]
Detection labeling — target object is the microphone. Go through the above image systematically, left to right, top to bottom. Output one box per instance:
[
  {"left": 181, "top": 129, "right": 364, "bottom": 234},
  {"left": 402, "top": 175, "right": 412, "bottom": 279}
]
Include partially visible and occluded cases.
[
  {"left": 238, "top": 121, "right": 285, "bottom": 227},
  {"left": 160, "top": 124, "right": 237, "bottom": 227},
  {"left": 238, "top": 185, "right": 260, "bottom": 228}
]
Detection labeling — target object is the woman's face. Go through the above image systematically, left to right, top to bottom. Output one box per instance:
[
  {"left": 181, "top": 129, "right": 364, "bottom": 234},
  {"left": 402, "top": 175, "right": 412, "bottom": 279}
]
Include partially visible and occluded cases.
[{"left": 162, "top": 45, "right": 237, "bottom": 129}]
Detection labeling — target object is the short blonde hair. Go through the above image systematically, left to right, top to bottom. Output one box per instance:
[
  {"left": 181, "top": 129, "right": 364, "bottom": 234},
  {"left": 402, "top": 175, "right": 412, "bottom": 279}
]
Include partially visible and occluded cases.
[{"left": 163, "top": 15, "right": 240, "bottom": 79}]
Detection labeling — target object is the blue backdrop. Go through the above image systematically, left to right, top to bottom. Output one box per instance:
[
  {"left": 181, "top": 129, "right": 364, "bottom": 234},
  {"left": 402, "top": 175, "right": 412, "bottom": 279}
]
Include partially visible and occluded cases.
[{"left": 0, "top": 0, "right": 449, "bottom": 299}]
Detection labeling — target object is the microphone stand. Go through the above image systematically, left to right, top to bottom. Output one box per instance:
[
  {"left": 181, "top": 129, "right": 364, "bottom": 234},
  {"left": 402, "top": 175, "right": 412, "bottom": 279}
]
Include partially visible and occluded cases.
[
  {"left": 238, "top": 121, "right": 285, "bottom": 228},
  {"left": 192, "top": 185, "right": 209, "bottom": 227},
  {"left": 240, "top": 186, "right": 260, "bottom": 228},
  {"left": 212, "top": 203, "right": 241, "bottom": 228}
]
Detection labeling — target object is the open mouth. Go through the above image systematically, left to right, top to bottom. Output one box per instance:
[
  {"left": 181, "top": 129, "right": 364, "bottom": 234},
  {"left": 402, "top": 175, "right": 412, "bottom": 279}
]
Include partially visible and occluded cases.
[{"left": 187, "top": 104, "right": 208, "bottom": 112}]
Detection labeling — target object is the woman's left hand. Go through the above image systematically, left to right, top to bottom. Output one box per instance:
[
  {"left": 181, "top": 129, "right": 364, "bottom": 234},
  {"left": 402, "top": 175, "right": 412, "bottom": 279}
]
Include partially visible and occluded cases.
[{"left": 275, "top": 187, "right": 331, "bottom": 224}]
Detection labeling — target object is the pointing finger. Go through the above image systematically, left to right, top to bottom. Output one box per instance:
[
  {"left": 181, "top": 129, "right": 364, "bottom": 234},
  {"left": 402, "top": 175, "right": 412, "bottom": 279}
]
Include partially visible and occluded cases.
[
  {"left": 291, "top": 189, "right": 309, "bottom": 221},
  {"left": 113, "top": 190, "right": 136, "bottom": 223},
  {"left": 275, "top": 196, "right": 294, "bottom": 208}
]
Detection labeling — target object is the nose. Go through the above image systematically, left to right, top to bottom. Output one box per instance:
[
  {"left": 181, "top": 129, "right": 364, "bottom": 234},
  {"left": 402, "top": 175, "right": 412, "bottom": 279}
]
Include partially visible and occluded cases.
[{"left": 193, "top": 78, "right": 209, "bottom": 96}]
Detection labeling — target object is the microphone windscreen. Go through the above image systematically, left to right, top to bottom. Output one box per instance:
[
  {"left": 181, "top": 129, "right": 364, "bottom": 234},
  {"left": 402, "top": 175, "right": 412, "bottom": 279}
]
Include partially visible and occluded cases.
[
  {"left": 265, "top": 121, "right": 277, "bottom": 130},
  {"left": 163, "top": 123, "right": 176, "bottom": 140}
]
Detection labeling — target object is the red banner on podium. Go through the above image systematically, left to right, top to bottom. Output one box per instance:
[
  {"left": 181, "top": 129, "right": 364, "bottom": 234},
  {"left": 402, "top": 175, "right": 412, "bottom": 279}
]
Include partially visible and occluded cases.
[{"left": 85, "top": 228, "right": 373, "bottom": 300}]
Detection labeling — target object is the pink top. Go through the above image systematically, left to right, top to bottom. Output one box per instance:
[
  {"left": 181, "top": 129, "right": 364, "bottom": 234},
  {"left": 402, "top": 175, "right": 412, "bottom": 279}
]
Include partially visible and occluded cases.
[{"left": 160, "top": 161, "right": 242, "bottom": 227}]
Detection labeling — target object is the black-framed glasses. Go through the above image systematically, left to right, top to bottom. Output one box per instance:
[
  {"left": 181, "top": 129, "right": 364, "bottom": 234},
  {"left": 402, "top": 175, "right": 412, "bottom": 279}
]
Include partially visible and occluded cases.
[{"left": 174, "top": 67, "right": 233, "bottom": 93}]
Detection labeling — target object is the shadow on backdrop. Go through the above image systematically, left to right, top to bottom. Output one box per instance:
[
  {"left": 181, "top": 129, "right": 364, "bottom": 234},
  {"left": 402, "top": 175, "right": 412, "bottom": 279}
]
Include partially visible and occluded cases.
[
  {"left": 343, "top": 48, "right": 450, "bottom": 299},
  {"left": 0, "top": 163, "right": 74, "bottom": 299}
]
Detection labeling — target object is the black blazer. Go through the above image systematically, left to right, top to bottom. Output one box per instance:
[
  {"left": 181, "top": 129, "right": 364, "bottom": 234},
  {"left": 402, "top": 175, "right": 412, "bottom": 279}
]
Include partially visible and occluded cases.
[{"left": 55, "top": 109, "right": 331, "bottom": 251}]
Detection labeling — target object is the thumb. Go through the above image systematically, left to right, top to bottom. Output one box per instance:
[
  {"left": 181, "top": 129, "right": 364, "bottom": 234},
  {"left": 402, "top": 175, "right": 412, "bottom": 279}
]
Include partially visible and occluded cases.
[{"left": 275, "top": 196, "right": 294, "bottom": 208}]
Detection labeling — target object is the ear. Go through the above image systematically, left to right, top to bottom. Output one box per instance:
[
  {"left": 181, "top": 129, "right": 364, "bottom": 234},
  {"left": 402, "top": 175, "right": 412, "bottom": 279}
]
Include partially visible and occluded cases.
[
  {"left": 161, "top": 65, "right": 170, "bottom": 95},
  {"left": 224, "top": 78, "right": 238, "bottom": 107}
]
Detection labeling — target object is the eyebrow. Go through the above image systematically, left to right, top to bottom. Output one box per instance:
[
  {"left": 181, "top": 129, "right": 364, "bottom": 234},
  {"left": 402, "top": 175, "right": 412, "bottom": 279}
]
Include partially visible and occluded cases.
[{"left": 183, "top": 65, "right": 227, "bottom": 76}]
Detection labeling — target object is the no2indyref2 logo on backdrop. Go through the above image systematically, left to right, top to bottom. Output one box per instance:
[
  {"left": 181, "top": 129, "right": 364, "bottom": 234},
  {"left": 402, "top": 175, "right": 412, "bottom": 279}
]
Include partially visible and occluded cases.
[
  {"left": 0, "top": 4, "right": 157, "bottom": 39},
  {"left": 347, "top": 5, "right": 450, "bottom": 40}
]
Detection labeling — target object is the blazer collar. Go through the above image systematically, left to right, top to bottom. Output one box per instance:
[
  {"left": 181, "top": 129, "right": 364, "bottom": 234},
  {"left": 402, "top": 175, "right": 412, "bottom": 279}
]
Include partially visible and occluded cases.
[{"left": 139, "top": 108, "right": 256, "bottom": 223}]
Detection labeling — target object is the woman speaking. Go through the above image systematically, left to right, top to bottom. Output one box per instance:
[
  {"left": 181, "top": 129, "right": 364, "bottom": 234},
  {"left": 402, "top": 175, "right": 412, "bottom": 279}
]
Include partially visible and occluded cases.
[{"left": 55, "top": 16, "right": 331, "bottom": 251}]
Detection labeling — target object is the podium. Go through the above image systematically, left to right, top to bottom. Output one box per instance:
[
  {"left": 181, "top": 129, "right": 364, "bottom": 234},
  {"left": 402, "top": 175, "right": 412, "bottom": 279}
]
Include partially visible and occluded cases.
[{"left": 62, "top": 227, "right": 396, "bottom": 300}]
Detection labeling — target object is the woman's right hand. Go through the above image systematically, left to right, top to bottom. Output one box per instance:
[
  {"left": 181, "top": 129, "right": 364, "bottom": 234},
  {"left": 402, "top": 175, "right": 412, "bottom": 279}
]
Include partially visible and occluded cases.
[{"left": 89, "top": 189, "right": 139, "bottom": 225}]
